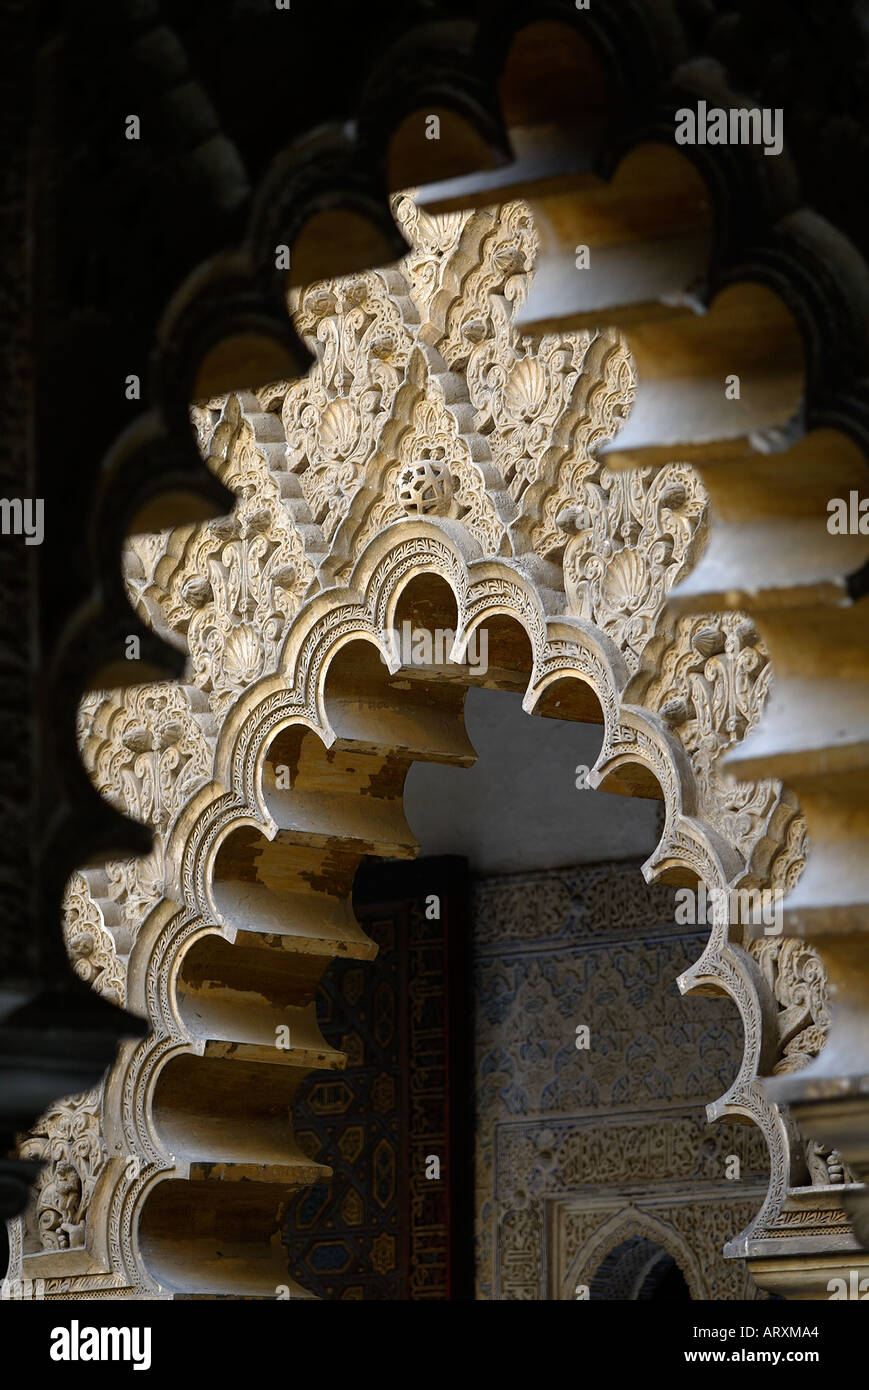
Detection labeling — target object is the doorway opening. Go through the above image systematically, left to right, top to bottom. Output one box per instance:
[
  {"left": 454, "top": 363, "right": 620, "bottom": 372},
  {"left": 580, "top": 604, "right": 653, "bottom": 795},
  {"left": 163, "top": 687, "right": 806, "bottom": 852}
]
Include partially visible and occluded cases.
[{"left": 590, "top": 1236, "right": 691, "bottom": 1301}]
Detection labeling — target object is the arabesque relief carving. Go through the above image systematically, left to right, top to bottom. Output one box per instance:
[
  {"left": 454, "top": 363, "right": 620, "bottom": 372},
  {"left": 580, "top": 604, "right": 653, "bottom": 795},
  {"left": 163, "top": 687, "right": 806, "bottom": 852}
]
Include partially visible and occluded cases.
[
  {"left": 4, "top": 194, "right": 839, "bottom": 1299},
  {"left": 17, "top": 1091, "right": 106, "bottom": 1255}
]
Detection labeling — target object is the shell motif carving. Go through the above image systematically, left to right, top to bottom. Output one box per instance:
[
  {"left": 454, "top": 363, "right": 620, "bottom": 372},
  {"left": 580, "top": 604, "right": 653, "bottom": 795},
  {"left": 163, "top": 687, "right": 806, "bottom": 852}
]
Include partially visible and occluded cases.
[{"left": 562, "top": 465, "right": 707, "bottom": 666}]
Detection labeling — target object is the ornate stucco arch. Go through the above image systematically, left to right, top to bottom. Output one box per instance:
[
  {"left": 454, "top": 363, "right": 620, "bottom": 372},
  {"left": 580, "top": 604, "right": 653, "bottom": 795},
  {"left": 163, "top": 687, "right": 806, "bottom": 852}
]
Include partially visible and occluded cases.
[
  {"left": 7, "top": 193, "right": 836, "bottom": 1300},
  {"left": 563, "top": 1205, "right": 710, "bottom": 1303}
]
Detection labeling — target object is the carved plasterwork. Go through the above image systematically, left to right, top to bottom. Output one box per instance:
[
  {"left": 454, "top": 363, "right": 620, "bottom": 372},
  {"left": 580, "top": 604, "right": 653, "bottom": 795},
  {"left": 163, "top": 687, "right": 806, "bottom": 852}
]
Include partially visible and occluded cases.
[
  {"left": 6, "top": 195, "right": 826, "bottom": 1300},
  {"left": 404, "top": 195, "right": 537, "bottom": 364},
  {"left": 391, "top": 197, "right": 474, "bottom": 313},
  {"left": 269, "top": 269, "right": 415, "bottom": 541},
  {"left": 522, "top": 332, "right": 639, "bottom": 557},
  {"left": 339, "top": 344, "right": 517, "bottom": 573},
  {"left": 132, "top": 401, "right": 319, "bottom": 717},
  {"left": 561, "top": 464, "right": 706, "bottom": 667},
  {"left": 631, "top": 608, "right": 828, "bottom": 1128},
  {"left": 635, "top": 611, "right": 787, "bottom": 867},
  {"left": 70, "top": 685, "right": 215, "bottom": 957},
  {"left": 78, "top": 685, "right": 214, "bottom": 833},
  {"left": 101, "top": 854, "right": 166, "bottom": 943},
  {"left": 471, "top": 860, "right": 774, "bottom": 1299},
  {"left": 62, "top": 874, "right": 125, "bottom": 1008},
  {"left": 752, "top": 937, "right": 829, "bottom": 1076},
  {"left": 17, "top": 1091, "right": 106, "bottom": 1254},
  {"left": 553, "top": 1197, "right": 767, "bottom": 1303}
]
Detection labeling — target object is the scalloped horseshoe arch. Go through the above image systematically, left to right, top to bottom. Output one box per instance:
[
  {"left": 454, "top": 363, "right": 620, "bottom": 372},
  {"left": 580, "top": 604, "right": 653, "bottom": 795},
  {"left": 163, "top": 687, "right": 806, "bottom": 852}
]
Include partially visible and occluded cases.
[{"left": 7, "top": 196, "right": 837, "bottom": 1300}]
